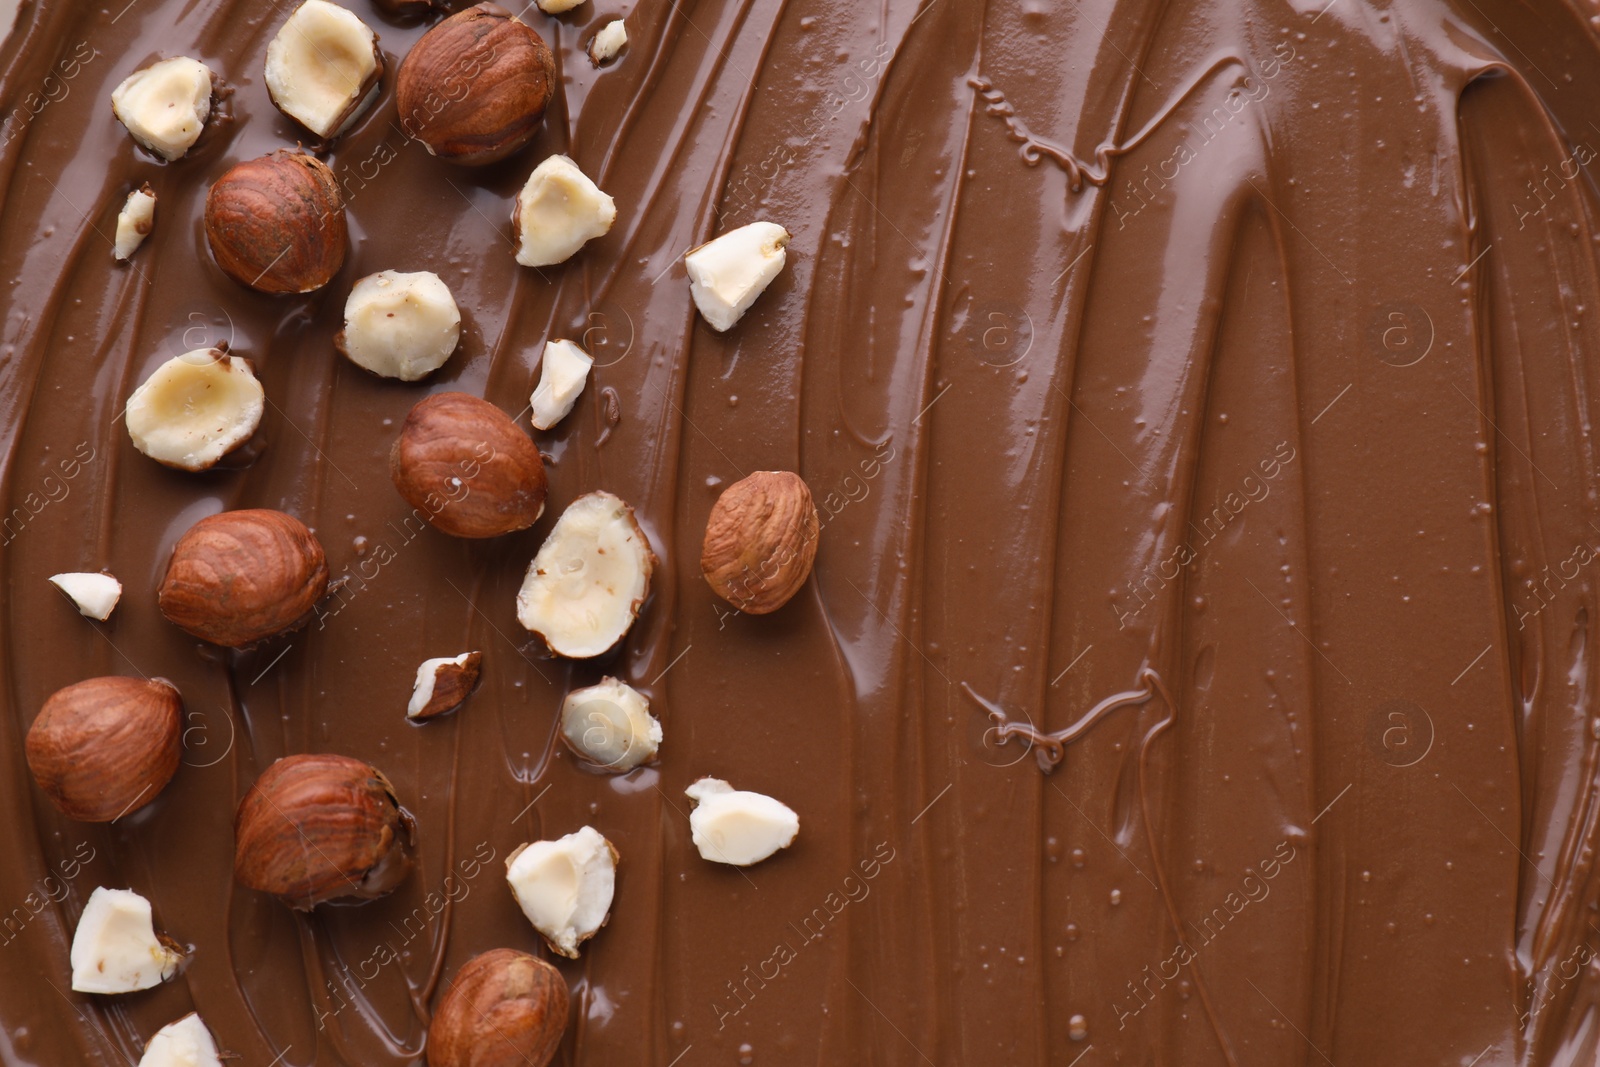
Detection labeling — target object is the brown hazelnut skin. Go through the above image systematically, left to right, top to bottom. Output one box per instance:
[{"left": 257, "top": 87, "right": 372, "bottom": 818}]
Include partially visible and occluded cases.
[
  {"left": 396, "top": 4, "right": 556, "bottom": 166},
  {"left": 205, "top": 150, "right": 347, "bottom": 294},
  {"left": 390, "top": 392, "right": 548, "bottom": 538},
  {"left": 701, "top": 470, "right": 820, "bottom": 614},
  {"left": 158, "top": 509, "right": 330, "bottom": 648},
  {"left": 25, "top": 677, "right": 182, "bottom": 822},
  {"left": 234, "top": 753, "right": 414, "bottom": 910},
  {"left": 427, "top": 948, "right": 569, "bottom": 1067}
]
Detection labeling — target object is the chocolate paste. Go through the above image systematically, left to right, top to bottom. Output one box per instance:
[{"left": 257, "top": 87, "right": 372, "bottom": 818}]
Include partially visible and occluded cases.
[{"left": 4, "top": 0, "right": 1600, "bottom": 1063}]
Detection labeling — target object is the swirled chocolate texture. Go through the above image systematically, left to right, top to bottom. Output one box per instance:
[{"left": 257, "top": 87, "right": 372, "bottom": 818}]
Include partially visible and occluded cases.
[{"left": 3, "top": 0, "right": 1600, "bottom": 1064}]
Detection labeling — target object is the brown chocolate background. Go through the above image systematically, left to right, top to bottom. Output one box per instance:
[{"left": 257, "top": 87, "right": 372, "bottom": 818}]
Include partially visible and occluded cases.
[{"left": 5, "top": 0, "right": 1600, "bottom": 1063}]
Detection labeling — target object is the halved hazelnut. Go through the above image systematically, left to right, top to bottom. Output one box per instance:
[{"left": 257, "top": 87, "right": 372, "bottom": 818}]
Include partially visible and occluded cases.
[
  {"left": 265, "top": 0, "right": 384, "bottom": 139},
  {"left": 396, "top": 4, "right": 555, "bottom": 166},
  {"left": 110, "top": 57, "right": 214, "bottom": 161},
  {"left": 205, "top": 150, "right": 347, "bottom": 294},
  {"left": 512, "top": 155, "right": 616, "bottom": 268},
  {"left": 114, "top": 184, "right": 156, "bottom": 262},
  {"left": 685, "top": 221, "right": 790, "bottom": 331},
  {"left": 336, "top": 270, "right": 461, "bottom": 381},
  {"left": 530, "top": 338, "right": 592, "bottom": 430},
  {"left": 125, "top": 347, "right": 264, "bottom": 471},
  {"left": 390, "top": 392, "right": 547, "bottom": 538},
  {"left": 701, "top": 470, "right": 818, "bottom": 613},
  {"left": 515, "top": 490, "right": 656, "bottom": 658},
  {"left": 158, "top": 509, "right": 329, "bottom": 648},
  {"left": 48, "top": 571, "right": 123, "bottom": 620},
  {"left": 408, "top": 652, "right": 482, "bottom": 720},
  {"left": 25, "top": 676, "right": 182, "bottom": 822},
  {"left": 559, "top": 677, "right": 659, "bottom": 771},
  {"left": 233, "top": 753, "right": 414, "bottom": 909},
  {"left": 685, "top": 777, "right": 799, "bottom": 866},
  {"left": 505, "top": 826, "right": 616, "bottom": 958},
  {"left": 70, "top": 887, "right": 184, "bottom": 994},
  {"left": 428, "top": 949, "right": 569, "bottom": 1067},
  {"left": 138, "top": 1013, "right": 223, "bottom": 1067}
]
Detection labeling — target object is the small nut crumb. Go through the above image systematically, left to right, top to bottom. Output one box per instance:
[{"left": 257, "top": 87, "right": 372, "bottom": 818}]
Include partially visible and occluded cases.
[
  {"left": 265, "top": 0, "right": 384, "bottom": 138},
  {"left": 536, "top": 0, "right": 585, "bottom": 11},
  {"left": 588, "top": 19, "right": 627, "bottom": 64},
  {"left": 110, "top": 57, "right": 214, "bottom": 161},
  {"left": 513, "top": 155, "right": 616, "bottom": 268},
  {"left": 113, "top": 184, "right": 155, "bottom": 262},
  {"left": 684, "top": 221, "right": 790, "bottom": 331},
  {"left": 337, "top": 270, "right": 462, "bottom": 381},
  {"left": 530, "top": 338, "right": 593, "bottom": 430},
  {"left": 125, "top": 348, "right": 264, "bottom": 472},
  {"left": 515, "top": 490, "right": 656, "bottom": 658},
  {"left": 48, "top": 572, "right": 122, "bottom": 620},
  {"left": 408, "top": 651, "right": 482, "bottom": 720},
  {"left": 560, "top": 677, "right": 660, "bottom": 770},
  {"left": 685, "top": 778, "right": 799, "bottom": 866},
  {"left": 505, "top": 826, "right": 617, "bottom": 957},
  {"left": 70, "top": 887, "right": 183, "bottom": 994},
  {"left": 137, "top": 1013, "right": 224, "bottom": 1067}
]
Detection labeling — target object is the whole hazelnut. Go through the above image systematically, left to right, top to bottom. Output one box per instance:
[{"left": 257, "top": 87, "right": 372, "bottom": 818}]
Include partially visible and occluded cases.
[
  {"left": 396, "top": 4, "right": 556, "bottom": 166},
  {"left": 205, "top": 150, "right": 347, "bottom": 293},
  {"left": 390, "top": 392, "right": 548, "bottom": 538},
  {"left": 701, "top": 470, "right": 819, "bottom": 613},
  {"left": 158, "top": 509, "right": 330, "bottom": 648},
  {"left": 25, "top": 677, "right": 182, "bottom": 822},
  {"left": 234, "top": 753, "right": 414, "bottom": 909},
  {"left": 427, "top": 948, "right": 568, "bottom": 1067}
]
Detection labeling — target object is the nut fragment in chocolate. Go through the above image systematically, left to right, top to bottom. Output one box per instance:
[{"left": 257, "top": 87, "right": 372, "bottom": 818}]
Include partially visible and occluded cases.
[
  {"left": 264, "top": 0, "right": 383, "bottom": 139},
  {"left": 110, "top": 58, "right": 213, "bottom": 160},
  {"left": 513, "top": 155, "right": 616, "bottom": 268},
  {"left": 113, "top": 184, "right": 155, "bottom": 261},
  {"left": 685, "top": 221, "right": 790, "bottom": 331},
  {"left": 337, "top": 269, "right": 461, "bottom": 381},
  {"left": 530, "top": 338, "right": 592, "bottom": 430},
  {"left": 125, "top": 348, "right": 264, "bottom": 471},
  {"left": 515, "top": 490, "right": 656, "bottom": 658},
  {"left": 685, "top": 778, "right": 799, "bottom": 866},
  {"left": 505, "top": 826, "right": 617, "bottom": 957},
  {"left": 70, "top": 887, "right": 183, "bottom": 994}
]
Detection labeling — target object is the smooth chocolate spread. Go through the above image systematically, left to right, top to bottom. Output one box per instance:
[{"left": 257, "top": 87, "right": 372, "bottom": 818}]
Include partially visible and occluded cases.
[{"left": 4, "top": 0, "right": 1600, "bottom": 1063}]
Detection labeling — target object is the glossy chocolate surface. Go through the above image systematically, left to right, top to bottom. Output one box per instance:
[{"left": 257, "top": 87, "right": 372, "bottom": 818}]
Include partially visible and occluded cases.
[{"left": 3, "top": 0, "right": 1600, "bottom": 1063}]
